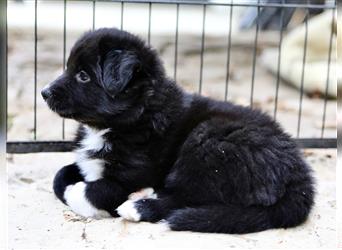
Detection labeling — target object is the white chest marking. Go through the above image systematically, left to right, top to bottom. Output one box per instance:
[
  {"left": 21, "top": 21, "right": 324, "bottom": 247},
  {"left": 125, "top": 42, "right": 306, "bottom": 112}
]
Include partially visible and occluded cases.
[{"left": 76, "top": 126, "right": 110, "bottom": 182}]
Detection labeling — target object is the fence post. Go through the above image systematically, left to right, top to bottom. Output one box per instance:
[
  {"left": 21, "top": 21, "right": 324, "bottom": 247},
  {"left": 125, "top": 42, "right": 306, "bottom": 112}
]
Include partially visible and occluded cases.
[
  {"left": 0, "top": 0, "right": 7, "bottom": 148},
  {"left": 0, "top": 1, "right": 7, "bottom": 249},
  {"left": 0, "top": 2, "right": 8, "bottom": 147}
]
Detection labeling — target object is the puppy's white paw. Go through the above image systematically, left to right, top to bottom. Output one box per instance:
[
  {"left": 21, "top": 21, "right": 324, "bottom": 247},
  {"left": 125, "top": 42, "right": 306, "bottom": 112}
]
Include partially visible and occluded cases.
[
  {"left": 64, "top": 182, "right": 110, "bottom": 219},
  {"left": 128, "top": 187, "right": 157, "bottom": 201},
  {"left": 116, "top": 200, "right": 141, "bottom": 222}
]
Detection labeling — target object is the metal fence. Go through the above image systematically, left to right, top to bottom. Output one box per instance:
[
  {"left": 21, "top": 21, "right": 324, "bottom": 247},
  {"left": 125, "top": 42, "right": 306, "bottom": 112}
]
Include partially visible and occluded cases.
[{"left": 4, "top": 0, "right": 337, "bottom": 153}]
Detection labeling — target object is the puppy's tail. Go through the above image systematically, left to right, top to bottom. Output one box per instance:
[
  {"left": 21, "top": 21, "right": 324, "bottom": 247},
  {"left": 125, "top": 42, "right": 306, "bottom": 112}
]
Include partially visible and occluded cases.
[{"left": 165, "top": 184, "right": 314, "bottom": 234}]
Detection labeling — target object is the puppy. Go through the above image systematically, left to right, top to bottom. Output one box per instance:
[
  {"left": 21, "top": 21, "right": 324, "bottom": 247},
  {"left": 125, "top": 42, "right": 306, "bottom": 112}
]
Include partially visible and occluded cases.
[{"left": 41, "top": 28, "right": 315, "bottom": 234}]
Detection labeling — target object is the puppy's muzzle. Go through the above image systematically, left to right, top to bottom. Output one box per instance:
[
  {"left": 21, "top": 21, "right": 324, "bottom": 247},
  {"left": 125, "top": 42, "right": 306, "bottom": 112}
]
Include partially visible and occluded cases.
[
  {"left": 41, "top": 74, "right": 66, "bottom": 101},
  {"left": 41, "top": 87, "right": 52, "bottom": 101}
]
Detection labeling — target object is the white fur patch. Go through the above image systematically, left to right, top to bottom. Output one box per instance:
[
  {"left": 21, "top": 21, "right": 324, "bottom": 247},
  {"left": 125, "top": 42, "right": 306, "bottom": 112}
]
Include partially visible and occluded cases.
[
  {"left": 76, "top": 126, "right": 110, "bottom": 181},
  {"left": 81, "top": 126, "right": 110, "bottom": 151},
  {"left": 76, "top": 157, "right": 106, "bottom": 182},
  {"left": 64, "top": 182, "right": 110, "bottom": 219},
  {"left": 128, "top": 187, "right": 157, "bottom": 201},
  {"left": 116, "top": 200, "right": 141, "bottom": 222}
]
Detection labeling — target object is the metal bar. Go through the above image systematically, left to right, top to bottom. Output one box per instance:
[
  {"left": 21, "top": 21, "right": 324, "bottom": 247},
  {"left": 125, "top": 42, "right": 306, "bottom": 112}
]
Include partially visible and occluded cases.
[
  {"left": 0, "top": 0, "right": 7, "bottom": 153},
  {"left": 34, "top": 0, "right": 38, "bottom": 140},
  {"left": 44, "top": 0, "right": 336, "bottom": 9},
  {"left": 62, "top": 0, "right": 67, "bottom": 140},
  {"left": 93, "top": 0, "right": 96, "bottom": 30},
  {"left": 273, "top": 0, "right": 285, "bottom": 119},
  {"left": 5, "top": 1, "right": 7, "bottom": 138},
  {"left": 250, "top": 1, "right": 260, "bottom": 107},
  {"left": 120, "top": 2, "right": 124, "bottom": 30},
  {"left": 147, "top": 2, "right": 152, "bottom": 45},
  {"left": 173, "top": 3, "right": 179, "bottom": 80},
  {"left": 0, "top": 4, "right": 7, "bottom": 248},
  {"left": 198, "top": 4, "right": 206, "bottom": 94},
  {"left": 224, "top": 4, "right": 233, "bottom": 102},
  {"left": 321, "top": 9, "right": 335, "bottom": 138},
  {"left": 296, "top": 10, "right": 309, "bottom": 138},
  {"left": 6, "top": 138, "right": 337, "bottom": 154},
  {"left": 295, "top": 138, "right": 337, "bottom": 149},
  {"left": 7, "top": 141, "right": 76, "bottom": 154}
]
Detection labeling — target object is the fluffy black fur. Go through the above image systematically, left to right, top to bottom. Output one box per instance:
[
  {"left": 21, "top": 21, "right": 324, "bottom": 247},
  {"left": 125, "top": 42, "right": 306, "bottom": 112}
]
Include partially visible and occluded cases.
[{"left": 42, "top": 28, "right": 315, "bottom": 234}]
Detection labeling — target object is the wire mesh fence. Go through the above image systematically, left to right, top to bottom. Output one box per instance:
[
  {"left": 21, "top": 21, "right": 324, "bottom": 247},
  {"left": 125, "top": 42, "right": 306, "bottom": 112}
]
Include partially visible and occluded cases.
[{"left": 4, "top": 0, "right": 337, "bottom": 153}]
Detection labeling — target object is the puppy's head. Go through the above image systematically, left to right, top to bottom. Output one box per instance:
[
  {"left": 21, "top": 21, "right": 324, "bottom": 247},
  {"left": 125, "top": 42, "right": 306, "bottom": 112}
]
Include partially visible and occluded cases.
[{"left": 41, "top": 28, "right": 164, "bottom": 127}]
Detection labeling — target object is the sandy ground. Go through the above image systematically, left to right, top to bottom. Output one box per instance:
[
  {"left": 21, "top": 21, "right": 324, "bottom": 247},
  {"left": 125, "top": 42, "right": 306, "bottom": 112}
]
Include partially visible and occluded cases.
[{"left": 7, "top": 149, "right": 336, "bottom": 250}]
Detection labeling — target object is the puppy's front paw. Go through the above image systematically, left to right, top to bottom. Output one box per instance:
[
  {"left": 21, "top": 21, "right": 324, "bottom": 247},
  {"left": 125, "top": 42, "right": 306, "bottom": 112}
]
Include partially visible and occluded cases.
[
  {"left": 64, "top": 182, "right": 110, "bottom": 219},
  {"left": 128, "top": 187, "right": 157, "bottom": 201},
  {"left": 117, "top": 198, "right": 165, "bottom": 223},
  {"left": 116, "top": 200, "right": 141, "bottom": 222}
]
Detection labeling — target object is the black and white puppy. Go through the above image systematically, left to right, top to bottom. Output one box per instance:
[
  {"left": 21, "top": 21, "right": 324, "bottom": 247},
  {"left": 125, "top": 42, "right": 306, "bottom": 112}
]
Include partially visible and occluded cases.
[{"left": 41, "top": 28, "right": 315, "bottom": 234}]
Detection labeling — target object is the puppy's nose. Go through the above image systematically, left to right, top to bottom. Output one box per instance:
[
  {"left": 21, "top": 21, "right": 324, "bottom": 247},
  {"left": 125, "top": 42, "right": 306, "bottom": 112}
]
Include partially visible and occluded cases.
[{"left": 41, "top": 88, "right": 52, "bottom": 101}]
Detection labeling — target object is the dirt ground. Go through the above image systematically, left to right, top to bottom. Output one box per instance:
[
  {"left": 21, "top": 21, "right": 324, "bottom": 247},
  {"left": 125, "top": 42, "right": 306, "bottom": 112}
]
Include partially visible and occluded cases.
[{"left": 7, "top": 150, "right": 336, "bottom": 249}]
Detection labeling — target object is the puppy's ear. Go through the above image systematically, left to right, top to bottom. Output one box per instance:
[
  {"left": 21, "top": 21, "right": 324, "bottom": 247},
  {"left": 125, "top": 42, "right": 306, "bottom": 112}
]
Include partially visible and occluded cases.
[{"left": 102, "top": 50, "right": 140, "bottom": 98}]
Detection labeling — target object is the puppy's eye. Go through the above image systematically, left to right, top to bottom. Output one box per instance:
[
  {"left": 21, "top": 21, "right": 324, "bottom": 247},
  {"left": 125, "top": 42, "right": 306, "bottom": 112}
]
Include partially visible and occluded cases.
[{"left": 75, "top": 70, "right": 90, "bottom": 83}]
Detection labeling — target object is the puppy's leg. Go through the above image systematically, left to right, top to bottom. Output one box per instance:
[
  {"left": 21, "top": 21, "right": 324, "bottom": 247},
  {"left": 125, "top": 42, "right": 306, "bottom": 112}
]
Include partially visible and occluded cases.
[
  {"left": 53, "top": 163, "right": 84, "bottom": 204},
  {"left": 64, "top": 178, "right": 128, "bottom": 218},
  {"left": 117, "top": 193, "right": 179, "bottom": 222}
]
